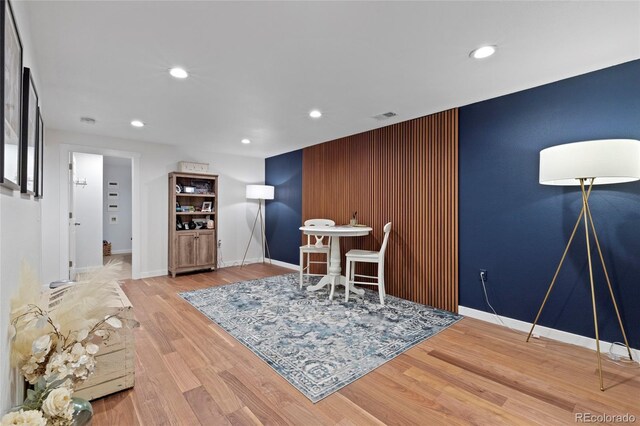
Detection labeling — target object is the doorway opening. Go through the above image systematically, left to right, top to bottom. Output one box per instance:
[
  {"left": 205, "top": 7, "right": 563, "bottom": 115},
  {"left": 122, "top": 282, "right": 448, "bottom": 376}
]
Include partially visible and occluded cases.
[{"left": 69, "top": 152, "right": 133, "bottom": 281}]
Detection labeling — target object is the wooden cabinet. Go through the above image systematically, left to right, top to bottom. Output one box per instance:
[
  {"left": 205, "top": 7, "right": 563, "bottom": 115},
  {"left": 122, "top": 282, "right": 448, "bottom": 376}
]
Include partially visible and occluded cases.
[{"left": 168, "top": 172, "right": 218, "bottom": 277}]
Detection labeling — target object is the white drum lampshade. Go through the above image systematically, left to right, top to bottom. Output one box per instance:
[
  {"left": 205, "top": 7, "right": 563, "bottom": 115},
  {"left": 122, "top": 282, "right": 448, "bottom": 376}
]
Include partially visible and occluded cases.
[
  {"left": 539, "top": 139, "right": 640, "bottom": 186},
  {"left": 246, "top": 184, "right": 274, "bottom": 200}
]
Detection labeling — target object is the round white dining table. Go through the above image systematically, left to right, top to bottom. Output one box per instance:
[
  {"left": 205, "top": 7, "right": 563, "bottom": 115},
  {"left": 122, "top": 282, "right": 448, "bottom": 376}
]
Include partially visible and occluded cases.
[{"left": 299, "top": 224, "right": 373, "bottom": 298}]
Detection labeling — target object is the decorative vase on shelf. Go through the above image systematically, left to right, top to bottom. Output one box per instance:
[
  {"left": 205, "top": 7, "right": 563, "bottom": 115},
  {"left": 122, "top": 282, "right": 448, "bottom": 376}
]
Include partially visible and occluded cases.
[{"left": 71, "top": 397, "right": 93, "bottom": 426}]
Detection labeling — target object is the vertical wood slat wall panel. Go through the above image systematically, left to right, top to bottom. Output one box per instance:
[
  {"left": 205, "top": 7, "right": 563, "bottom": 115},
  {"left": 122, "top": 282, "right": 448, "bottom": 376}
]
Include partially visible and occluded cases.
[{"left": 302, "top": 109, "right": 459, "bottom": 312}]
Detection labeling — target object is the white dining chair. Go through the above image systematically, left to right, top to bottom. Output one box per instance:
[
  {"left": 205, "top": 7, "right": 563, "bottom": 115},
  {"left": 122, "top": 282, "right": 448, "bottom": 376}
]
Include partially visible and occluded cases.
[
  {"left": 299, "top": 219, "right": 335, "bottom": 289},
  {"left": 343, "top": 222, "right": 392, "bottom": 305}
]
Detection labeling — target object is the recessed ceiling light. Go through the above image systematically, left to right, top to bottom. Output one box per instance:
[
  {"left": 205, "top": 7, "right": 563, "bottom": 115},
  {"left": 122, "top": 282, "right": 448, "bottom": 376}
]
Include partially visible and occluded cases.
[
  {"left": 470, "top": 45, "right": 496, "bottom": 59},
  {"left": 169, "top": 67, "right": 189, "bottom": 79},
  {"left": 309, "top": 110, "right": 322, "bottom": 119},
  {"left": 130, "top": 120, "right": 145, "bottom": 128},
  {"left": 241, "top": 138, "right": 251, "bottom": 144}
]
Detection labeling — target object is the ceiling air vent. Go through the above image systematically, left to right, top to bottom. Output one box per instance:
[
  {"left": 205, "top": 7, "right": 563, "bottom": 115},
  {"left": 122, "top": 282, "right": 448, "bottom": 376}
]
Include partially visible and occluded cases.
[
  {"left": 372, "top": 111, "right": 397, "bottom": 121},
  {"left": 80, "top": 117, "right": 96, "bottom": 125}
]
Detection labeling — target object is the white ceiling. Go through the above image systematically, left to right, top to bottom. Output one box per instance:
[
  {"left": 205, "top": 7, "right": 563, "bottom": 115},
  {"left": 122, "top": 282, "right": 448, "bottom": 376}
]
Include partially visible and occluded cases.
[{"left": 24, "top": 1, "right": 640, "bottom": 158}]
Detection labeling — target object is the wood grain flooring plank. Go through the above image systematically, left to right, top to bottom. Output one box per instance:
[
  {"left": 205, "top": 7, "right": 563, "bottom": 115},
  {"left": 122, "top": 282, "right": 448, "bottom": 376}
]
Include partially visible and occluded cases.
[
  {"left": 428, "top": 349, "right": 576, "bottom": 412},
  {"left": 162, "top": 351, "right": 201, "bottom": 393},
  {"left": 192, "top": 366, "right": 244, "bottom": 415},
  {"left": 219, "top": 370, "right": 292, "bottom": 426},
  {"left": 183, "top": 386, "right": 231, "bottom": 426},
  {"left": 227, "top": 406, "right": 265, "bottom": 426}
]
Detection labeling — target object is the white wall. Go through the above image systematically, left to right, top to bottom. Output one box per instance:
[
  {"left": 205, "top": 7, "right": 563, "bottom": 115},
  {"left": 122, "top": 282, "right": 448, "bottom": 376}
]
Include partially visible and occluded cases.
[
  {"left": 0, "top": 1, "right": 42, "bottom": 412},
  {"left": 42, "top": 129, "right": 266, "bottom": 283},
  {"left": 72, "top": 153, "right": 103, "bottom": 270},
  {"left": 103, "top": 157, "right": 132, "bottom": 254}
]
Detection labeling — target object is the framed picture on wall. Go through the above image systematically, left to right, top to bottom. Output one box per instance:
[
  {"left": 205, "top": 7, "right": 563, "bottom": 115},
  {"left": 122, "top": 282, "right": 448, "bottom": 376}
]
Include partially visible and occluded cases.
[
  {"left": 1, "top": 0, "right": 24, "bottom": 190},
  {"left": 20, "top": 67, "right": 38, "bottom": 195},
  {"left": 35, "top": 107, "right": 44, "bottom": 198}
]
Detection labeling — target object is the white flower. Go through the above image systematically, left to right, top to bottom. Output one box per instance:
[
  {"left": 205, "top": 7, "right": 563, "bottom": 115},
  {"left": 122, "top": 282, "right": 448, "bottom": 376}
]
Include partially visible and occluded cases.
[
  {"left": 105, "top": 316, "right": 122, "bottom": 329},
  {"left": 77, "top": 329, "right": 88, "bottom": 341},
  {"left": 31, "top": 335, "right": 51, "bottom": 356},
  {"left": 71, "top": 343, "right": 84, "bottom": 357},
  {"left": 85, "top": 343, "right": 99, "bottom": 355},
  {"left": 42, "top": 387, "right": 73, "bottom": 420},
  {"left": 1, "top": 409, "right": 46, "bottom": 426}
]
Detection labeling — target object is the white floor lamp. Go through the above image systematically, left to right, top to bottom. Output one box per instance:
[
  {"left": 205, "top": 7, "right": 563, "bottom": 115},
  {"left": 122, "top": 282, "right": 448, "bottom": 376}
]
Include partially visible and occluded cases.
[
  {"left": 528, "top": 139, "right": 640, "bottom": 391},
  {"left": 241, "top": 184, "right": 274, "bottom": 266}
]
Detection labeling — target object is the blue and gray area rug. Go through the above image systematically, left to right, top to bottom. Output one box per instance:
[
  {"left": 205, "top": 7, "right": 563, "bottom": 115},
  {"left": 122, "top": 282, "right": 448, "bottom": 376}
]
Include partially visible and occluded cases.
[{"left": 179, "top": 273, "right": 462, "bottom": 402}]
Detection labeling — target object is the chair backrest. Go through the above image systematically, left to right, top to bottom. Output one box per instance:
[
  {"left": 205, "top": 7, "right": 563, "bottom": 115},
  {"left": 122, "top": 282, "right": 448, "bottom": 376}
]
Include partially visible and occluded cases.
[
  {"left": 304, "top": 219, "right": 335, "bottom": 246},
  {"left": 378, "top": 222, "right": 392, "bottom": 259}
]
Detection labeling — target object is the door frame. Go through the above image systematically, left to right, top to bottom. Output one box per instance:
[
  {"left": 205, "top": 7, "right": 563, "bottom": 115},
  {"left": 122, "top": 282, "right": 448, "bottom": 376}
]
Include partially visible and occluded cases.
[{"left": 58, "top": 144, "right": 141, "bottom": 279}]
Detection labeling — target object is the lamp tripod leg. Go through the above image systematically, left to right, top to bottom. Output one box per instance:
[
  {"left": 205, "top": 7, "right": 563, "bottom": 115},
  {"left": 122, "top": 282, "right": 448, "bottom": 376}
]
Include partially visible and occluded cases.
[
  {"left": 581, "top": 180, "right": 604, "bottom": 391},
  {"left": 527, "top": 184, "right": 594, "bottom": 342},
  {"left": 584, "top": 194, "right": 634, "bottom": 361},
  {"left": 258, "top": 201, "right": 272, "bottom": 264},
  {"left": 258, "top": 202, "right": 265, "bottom": 262},
  {"left": 241, "top": 204, "right": 261, "bottom": 267},
  {"left": 526, "top": 211, "right": 584, "bottom": 341}
]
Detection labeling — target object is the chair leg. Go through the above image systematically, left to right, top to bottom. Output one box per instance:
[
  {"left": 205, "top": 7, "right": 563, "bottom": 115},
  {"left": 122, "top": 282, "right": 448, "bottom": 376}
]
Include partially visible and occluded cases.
[
  {"left": 299, "top": 251, "right": 304, "bottom": 289},
  {"left": 378, "top": 264, "right": 385, "bottom": 305}
]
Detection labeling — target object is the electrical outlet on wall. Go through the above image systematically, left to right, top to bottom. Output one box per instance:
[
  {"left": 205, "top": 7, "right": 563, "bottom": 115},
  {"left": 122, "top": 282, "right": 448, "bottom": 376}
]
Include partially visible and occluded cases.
[
  {"left": 217, "top": 239, "right": 222, "bottom": 248},
  {"left": 479, "top": 269, "right": 488, "bottom": 282}
]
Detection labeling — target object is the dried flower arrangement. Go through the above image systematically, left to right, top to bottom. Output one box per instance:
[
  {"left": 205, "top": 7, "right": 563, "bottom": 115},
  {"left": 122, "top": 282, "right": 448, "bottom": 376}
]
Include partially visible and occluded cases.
[{"left": 2, "top": 262, "right": 136, "bottom": 426}]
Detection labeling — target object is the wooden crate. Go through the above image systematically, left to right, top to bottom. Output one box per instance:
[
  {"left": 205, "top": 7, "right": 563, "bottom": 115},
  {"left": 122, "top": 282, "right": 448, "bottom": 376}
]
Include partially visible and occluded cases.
[{"left": 45, "top": 282, "right": 135, "bottom": 400}]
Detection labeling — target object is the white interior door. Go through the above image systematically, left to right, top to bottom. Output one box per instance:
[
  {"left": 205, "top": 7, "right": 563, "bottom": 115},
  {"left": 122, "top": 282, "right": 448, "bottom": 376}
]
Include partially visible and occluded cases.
[
  {"left": 69, "top": 152, "right": 104, "bottom": 278},
  {"left": 68, "top": 154, "right": 77, "bottom": 279}
]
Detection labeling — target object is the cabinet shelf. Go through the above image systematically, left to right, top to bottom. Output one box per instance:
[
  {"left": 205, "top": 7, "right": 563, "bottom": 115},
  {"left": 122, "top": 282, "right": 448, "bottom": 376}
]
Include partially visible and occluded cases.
[
  {"left": 176, "top": 193, "right": 216, "bottom": 198},
  {"left": 176, "top": 211, "right": 214, "bottom": 215}
]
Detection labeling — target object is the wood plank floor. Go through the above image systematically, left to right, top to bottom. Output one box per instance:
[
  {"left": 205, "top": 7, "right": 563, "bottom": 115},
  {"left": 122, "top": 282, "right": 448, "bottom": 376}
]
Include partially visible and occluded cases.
[{"left": 92, "top": 264, "right": 640, "bottom": 425}]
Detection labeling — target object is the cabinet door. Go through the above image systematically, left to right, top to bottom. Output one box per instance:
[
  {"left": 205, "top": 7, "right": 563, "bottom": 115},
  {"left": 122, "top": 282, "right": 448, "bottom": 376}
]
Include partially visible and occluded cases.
[
  {"left": 196, "top": 231, "right": 216, "bottom": 267},
  {"left": 176, "top": 232, "right": 197, "bottom": 268}
]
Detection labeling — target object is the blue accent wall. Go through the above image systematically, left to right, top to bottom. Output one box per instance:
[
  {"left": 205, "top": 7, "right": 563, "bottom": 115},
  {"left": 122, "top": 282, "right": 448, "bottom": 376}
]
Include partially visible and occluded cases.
[
  {"left": 459, "top": 60, "right": 640, "bottom": 347},
  {"left": 265, "top": 149, "right": 303, "bottom": 266}
]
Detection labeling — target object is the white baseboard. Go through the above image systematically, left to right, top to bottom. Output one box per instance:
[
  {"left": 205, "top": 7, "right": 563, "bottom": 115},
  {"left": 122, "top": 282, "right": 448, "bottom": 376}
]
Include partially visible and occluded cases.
[
  {"left": 110, "top": 249, "right": 132, "bottom": 255},
  {"left": 217, "top": 257, "right": 262, "bottom": 268},
  {"left": 268, "top": 258, "right": 299, "bottom": 270},
  {"left": 74, "top": 265, "right": 103, "bottom": 274},
  {"left": 139, "top": 269, "right": 168, "bottom": 279},
  {"left": 458, "top": 305, "right": 640, "bottom": 360}
]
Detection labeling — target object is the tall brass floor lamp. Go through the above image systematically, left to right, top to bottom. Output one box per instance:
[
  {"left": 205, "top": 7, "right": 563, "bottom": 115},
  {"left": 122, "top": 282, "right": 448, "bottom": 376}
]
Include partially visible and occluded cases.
[{"left": 528, "top": 139, "right": 640, "bottom": 391}]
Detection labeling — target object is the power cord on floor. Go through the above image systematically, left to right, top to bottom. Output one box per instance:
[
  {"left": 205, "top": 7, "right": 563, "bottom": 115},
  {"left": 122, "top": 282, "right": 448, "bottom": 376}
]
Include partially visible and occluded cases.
[
  {"left": 480, "top": 273, "right": 518, "bottom": 333},
  {"left": 480, "top": 273, "right": 639, "bottom": 366},
  {"left": 605, "top": 342, "right": 640, "bottom": 368}
]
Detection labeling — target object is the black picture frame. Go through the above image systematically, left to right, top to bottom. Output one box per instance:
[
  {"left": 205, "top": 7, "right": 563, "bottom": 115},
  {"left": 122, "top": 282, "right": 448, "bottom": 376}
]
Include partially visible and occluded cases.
[
  {"left": 1, "top": 0, "right": 24, "bottom": 190},
  {"left": 20, "top": 67, "right": 38, "bottom": 194},
  {"left": 35, "top": 106, "right": 44, "bottom": 198}
]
